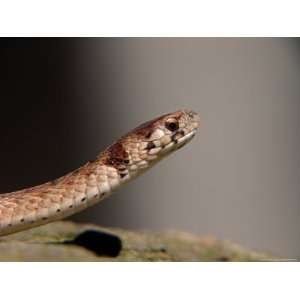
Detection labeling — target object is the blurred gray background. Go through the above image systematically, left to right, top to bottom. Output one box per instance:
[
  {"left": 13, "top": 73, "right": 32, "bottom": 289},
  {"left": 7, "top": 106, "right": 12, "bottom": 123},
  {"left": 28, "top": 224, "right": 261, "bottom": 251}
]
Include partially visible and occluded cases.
[{"left": 0, "top": 38, "right": 299, "bottom": 258}]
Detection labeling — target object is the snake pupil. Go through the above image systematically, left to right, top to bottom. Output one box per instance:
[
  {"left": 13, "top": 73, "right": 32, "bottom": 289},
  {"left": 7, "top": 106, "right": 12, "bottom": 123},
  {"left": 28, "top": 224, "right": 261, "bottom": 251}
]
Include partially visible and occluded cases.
[{"left": 166, "top": 120, "right": 179, "bottom": 132}]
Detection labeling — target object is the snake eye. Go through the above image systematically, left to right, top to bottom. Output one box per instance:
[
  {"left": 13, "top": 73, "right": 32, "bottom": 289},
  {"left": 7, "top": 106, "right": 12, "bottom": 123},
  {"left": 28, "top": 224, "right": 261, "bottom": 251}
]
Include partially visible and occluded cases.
[{"left": 165, "top": 119, "right": 179, "bottom": 132}]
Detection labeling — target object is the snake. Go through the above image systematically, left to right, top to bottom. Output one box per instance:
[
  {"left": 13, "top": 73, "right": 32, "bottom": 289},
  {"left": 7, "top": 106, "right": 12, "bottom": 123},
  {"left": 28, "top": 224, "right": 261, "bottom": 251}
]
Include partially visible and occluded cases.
[{"left": 0, "top": 109, "right": 200, "bottom": 236}]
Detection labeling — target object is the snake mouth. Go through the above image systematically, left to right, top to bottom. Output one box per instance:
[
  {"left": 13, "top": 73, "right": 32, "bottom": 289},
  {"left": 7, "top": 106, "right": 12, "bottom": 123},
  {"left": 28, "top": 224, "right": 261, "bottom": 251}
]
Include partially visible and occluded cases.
[
  {"left": 161, "top": 128, "right": 197, "bottom": 154},
  {"left": 174, "top": 129, "right": 197, "bottom": 149},
  {"left": 178, "top": 129, "right": 197, "bottom": 143}
]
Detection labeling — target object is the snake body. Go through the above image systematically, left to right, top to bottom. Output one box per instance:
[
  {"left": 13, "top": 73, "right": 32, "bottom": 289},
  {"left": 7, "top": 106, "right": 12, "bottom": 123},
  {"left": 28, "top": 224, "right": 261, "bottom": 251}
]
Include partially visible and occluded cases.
[{"left": 0, "top": 110, "right": 199, "bottom": 236}]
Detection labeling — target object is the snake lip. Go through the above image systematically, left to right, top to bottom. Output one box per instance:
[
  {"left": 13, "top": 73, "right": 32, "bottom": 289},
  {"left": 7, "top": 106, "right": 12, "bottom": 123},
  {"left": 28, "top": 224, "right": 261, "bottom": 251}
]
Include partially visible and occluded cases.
[
  {"left": 173, "top": 129, "right": 197, "bottom": 150},
  {"left": 180, "top": 129, "right": 197, "bottom": 143}
]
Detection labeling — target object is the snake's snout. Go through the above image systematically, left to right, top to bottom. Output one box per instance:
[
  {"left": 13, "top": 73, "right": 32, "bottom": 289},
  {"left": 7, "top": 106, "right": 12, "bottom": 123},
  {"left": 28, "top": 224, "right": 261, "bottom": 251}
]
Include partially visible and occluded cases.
[{"left": 184, "top": 109, "right": 200, "bottom": 130}]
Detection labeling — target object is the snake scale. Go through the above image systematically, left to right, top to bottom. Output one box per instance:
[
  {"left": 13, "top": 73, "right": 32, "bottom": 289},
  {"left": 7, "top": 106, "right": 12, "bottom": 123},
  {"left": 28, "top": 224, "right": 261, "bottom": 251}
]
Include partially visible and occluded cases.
[{"left": 0, "top": 110, "right": 200, "bottom": 236}]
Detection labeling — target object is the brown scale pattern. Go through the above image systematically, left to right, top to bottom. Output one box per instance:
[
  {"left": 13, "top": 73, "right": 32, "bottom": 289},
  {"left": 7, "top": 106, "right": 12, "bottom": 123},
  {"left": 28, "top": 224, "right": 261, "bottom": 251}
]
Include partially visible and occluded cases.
[{"left": 0, "top": 109, "right": 199, "bottom": 236}]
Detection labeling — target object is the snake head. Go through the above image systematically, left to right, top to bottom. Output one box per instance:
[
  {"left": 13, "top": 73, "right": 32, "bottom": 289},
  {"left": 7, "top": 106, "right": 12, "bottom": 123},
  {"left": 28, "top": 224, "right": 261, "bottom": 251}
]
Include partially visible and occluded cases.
[
  {"left": 133, "top": 109, "right": 199, "bottom": 148},
  {"left": 102, "top": 110, "right": 200, "bottom": 178}
]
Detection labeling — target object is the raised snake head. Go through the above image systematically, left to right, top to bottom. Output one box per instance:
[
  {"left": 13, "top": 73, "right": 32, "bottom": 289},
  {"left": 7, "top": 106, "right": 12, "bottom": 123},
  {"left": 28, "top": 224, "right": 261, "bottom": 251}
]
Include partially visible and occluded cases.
[{"left": 101, "top": 110, "right": 200, "bottom": 179}]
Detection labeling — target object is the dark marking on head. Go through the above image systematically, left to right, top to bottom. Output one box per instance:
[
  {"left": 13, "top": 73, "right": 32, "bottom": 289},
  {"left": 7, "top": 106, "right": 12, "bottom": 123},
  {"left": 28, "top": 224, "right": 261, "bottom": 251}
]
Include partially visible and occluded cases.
[
  {"left": 171, "top": 130, "right": 184, "bottom": 144},
  {"left": 177, "top": 130, "right": 185, "bottom": 138},
  {"left": 145, "top": 131, "right": 152, "bottom": 139},
  {"left": 171, "top": 135, "right": 178, "bottom": 144},
  {"left": 146, "top": 141, "right": 156, "bottom": 150},
  {"left": 105, "top": 142, "right": 129, "bottom": 168},
  {"left": 118, "top": 166, "right": 127, "bottom": 171},
  {"left": 120, "top": 173, "right": 127, "bottom": 178},
  {"left": 101, "top": 192, "right": 106, "bottom": 197},
  {"left": 81, "top": 197, "right": 86, "bottom": 202},
  {"left": 69, "top": 205, "right": 73, "bottom": 208},
  {"left": 57, "top": 209, "right": 61, "bottom": 212},
  {"left": 42, "top": 217, "right": 47, "bottom": 220},
  {"left": 20, "top": 219, "right": 24, "bottom": 223}
]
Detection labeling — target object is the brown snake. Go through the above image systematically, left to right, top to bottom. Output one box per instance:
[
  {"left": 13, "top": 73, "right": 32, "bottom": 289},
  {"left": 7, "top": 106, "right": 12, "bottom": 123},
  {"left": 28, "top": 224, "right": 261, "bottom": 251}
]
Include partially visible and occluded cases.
[{"left": 0, "top": 110, "right": 200, "bottom": 236}]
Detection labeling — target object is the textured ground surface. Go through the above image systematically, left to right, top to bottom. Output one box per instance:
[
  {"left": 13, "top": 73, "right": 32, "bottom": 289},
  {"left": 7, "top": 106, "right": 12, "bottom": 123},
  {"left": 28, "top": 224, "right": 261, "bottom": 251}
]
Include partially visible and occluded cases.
[{"left": 0, "top": 221, "right": 275, "bottom": 261}]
